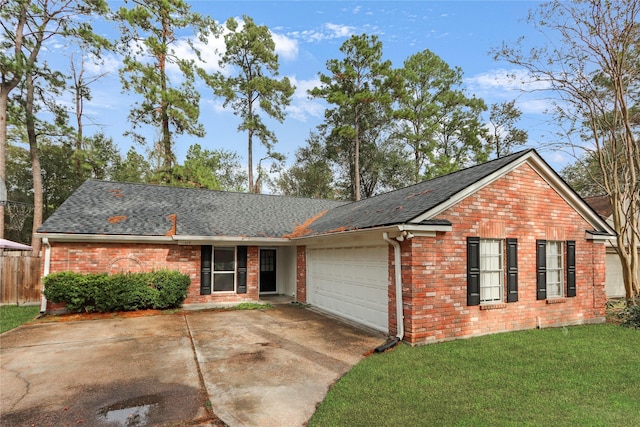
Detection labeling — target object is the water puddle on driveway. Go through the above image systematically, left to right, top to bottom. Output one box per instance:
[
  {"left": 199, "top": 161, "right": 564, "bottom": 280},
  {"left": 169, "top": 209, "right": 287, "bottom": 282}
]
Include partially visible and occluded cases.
[{"left": 98, "top": 395, "right": 162, "bottom": 426}]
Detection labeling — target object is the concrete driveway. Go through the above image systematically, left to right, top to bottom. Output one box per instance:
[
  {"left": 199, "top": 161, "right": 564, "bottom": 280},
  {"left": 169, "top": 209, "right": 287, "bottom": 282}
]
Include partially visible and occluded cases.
[{"left": 1, "top": 303, "right": 384, "bottom": 426}]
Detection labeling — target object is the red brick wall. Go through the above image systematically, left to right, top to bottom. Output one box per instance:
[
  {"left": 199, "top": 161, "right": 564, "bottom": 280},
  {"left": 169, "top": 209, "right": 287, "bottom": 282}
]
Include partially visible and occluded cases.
[
  {"left": 400, "top": 164, "right": 607, "bottom": 344},
  {"left": 45, "top": 242, "right": 260, "bottom": 308},
  {"left": 296, "top": 245, "right": 307, "bottom": 303}
]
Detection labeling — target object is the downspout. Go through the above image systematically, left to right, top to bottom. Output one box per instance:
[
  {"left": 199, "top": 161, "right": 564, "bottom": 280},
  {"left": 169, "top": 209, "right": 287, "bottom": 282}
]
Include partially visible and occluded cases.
[
  {"left": 375, "top": 232, "right": 404, "bottom": 352},
  {"left": 40, "top": 237, "right": 50, "bottom": 313}
]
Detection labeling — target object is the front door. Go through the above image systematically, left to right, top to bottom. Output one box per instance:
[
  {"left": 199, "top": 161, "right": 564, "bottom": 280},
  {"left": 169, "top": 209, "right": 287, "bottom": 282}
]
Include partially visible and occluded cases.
[{"left": 259, "top": 249, "right": 277, "bottom": 293}]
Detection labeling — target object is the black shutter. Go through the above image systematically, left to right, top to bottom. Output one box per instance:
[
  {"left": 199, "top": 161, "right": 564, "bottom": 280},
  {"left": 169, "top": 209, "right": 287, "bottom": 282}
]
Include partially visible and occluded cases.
[
  {"left": 467, "top": 237, "right": 481, "bottom": 306},
  {"left": 506, "top": 238, "right": 518, "bottom": 303},
  {"left": 536, "top": 240, "right": 547, "bottom": 300},
  {"left": 566, "top": 240, "right": 576, "bottom": 297},
  {"left": 200, "top": 245, "right": 212, "bottom": 295},
  {"left": 237, "top": 246, "right": 247, "bottom": 294}
]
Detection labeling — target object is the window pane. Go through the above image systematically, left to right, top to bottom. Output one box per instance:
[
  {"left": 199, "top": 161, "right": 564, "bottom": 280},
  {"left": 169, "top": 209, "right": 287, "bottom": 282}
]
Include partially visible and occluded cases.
[
  {"left": 479, "top": 239, "right": 503, "bottom": 303},
  {"left": 546, "top": 241, "right": 563, "bottom": 298},
  {"left": 547, "top": 242, "right": 561, "bottom": 268},
  {"left": 214, "top": 247, "right": 235, "bottom": 271},
  {"left": 547, "top": 270, "right": 559, "bottom": 285},
  {"left": 213, "top": 273, "right": 234, "bottom": 292},
  {"left": 547, "top": 277, "right": 561, "bottom": 298}
]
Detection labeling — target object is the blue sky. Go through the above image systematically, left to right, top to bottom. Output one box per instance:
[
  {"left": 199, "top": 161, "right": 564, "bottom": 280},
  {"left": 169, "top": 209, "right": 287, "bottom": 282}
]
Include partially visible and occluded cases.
[{"left": 55, "top": 1, "right": 570, "bottom": 178}]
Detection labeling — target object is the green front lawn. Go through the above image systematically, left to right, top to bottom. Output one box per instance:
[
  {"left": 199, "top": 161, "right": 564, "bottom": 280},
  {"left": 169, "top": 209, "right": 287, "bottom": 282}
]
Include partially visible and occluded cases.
[
  {"left": 0, "top": 305, "right": 40, "bottom": 334},
  {"left": 310, "top": 324, "right": 640, "bottom": 426}
]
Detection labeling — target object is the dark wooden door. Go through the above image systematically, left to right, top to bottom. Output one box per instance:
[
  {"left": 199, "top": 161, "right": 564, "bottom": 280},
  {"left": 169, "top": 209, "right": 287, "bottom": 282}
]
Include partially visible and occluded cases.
[{"left": 259, "top": 249, "right": 277, "bottom": 293}]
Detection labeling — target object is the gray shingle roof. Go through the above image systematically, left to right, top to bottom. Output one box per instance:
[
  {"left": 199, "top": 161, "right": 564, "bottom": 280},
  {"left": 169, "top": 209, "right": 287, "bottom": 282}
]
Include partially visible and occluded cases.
[
  {"left": 38, "top": 150, "right": 533, "bottom": 239},
  {"left": 304, "top": 150, "right": 533, "bottom": 235},
  {"left": 37, "top": 181, "right": 347, "bottom": 238}
]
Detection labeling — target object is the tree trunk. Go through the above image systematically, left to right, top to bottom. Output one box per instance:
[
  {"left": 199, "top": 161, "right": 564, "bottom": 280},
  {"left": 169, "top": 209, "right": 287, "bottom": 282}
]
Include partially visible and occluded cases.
[
  {"left": 0, "top": 0, "right": 29, "bottom": 239},
  {"left": 159, "top": 11, "right": 172, "bottom": 184},
  {"left": 71, "top": 57, "right": 84, "bottom": 176},
  {"left": 25, "top": 72, "right": 42, "bottom": 255},
  {"left": 0, "top": 90, "right": 8, "bottom": 239},
  {"left": 248, "top": 94, "right": 254, "bottom": 193},
  {"left": 354, "top": 109, "right": 361, "bottom": 201},
  {"left": 248, "top": 128, "right": 254, "bottom": 193}
]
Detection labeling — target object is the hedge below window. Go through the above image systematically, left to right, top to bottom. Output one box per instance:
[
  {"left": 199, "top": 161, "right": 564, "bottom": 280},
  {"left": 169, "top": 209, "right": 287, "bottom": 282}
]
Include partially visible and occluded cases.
[{"left": 43, "top": 270, "right": 191, "bottom": 313}]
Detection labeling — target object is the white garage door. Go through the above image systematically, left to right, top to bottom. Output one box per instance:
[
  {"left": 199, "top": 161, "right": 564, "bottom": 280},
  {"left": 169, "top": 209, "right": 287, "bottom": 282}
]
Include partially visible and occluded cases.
[
  {"left": 307, "top": 245, "right": 388, "bottom": 332},
  {"left": 606, "top": 252, "right": 627, "bottom": 298}
]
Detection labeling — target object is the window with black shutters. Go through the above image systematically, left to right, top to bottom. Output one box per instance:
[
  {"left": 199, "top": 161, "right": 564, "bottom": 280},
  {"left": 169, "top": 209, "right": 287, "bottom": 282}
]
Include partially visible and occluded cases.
[
  {"left": 467, "top": 237, "right": 518, "bottom": 306},
  {"left": 537, "top": 240, "right": 577, "bottom": 300},
  {"left": 213, "top": 247, "right": 236, "bottom": 292}
]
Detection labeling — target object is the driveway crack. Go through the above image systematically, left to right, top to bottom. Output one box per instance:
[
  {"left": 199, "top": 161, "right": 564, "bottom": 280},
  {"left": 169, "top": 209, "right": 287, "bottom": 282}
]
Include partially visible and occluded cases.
[
  {"left": 182, "top": 311, "right": 226, "bottom": 426},
  {"left": 2, "top": 366, "right": 30, "bottom": 411}
]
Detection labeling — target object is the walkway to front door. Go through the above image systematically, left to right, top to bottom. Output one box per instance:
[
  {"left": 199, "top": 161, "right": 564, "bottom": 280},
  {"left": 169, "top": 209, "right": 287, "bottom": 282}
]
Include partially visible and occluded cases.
[{"left": 259, "top": 248, "right": 277, "bottom": 293}]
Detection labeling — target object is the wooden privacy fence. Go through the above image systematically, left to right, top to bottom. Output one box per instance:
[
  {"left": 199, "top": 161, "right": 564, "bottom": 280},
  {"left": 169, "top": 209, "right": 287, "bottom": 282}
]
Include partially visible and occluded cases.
[{"left": 0, "top": 255, "right": 42, "bottom": 305}]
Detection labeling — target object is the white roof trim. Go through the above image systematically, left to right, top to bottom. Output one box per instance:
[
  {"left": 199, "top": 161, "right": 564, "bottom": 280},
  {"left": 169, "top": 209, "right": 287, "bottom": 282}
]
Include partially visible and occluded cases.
[
  {"left": 411, "top": 151, "right": 615, "bottom": 236},
  {"left": 293, "top": 222, "right": 451, "bottom": 242},
  {"left": 398, "top": 223, "right": 452, "bottom": 233},
  {"left": 585, "top": 231, "right": 616, "bottom": 241},
  {"left": 35, "top": 232, "right": 294, "bottom": 246},
  {"left": 34, "top": 233, "right": 174, "bottom": 244},
  {"left": 585, "top": 233, "right": 616, "bottom": 243},
  {"left": 172, "top": 235, "right": 291, "bottom": 246}
]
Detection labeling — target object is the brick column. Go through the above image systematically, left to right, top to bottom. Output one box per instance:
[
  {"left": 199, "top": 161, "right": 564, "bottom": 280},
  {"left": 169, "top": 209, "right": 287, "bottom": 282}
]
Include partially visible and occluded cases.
[
  {"left": 592, "top": 241, "right": 607, "bottom": 317},
  {"left": 247, "top": 246, "right": 260, "bottom": 300},
  {"left": 296, "top": 246, "right": 307, "bottom": 303}
]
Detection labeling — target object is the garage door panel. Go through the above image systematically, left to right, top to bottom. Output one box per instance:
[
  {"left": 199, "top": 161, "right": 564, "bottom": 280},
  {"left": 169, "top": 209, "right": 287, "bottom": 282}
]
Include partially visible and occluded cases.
[{"left": 307, "top": 245, "right": 388, "bottom": 332}]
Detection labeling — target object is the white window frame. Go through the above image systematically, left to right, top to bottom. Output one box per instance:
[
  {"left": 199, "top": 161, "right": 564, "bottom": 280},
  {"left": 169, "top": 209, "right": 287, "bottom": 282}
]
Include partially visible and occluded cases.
[
  {"left": 480, "top": 239, "right": 503, "bottom": 303},
  {"left": 546, "top": 241, "right": 564, "bottom": 298},
  {"left": 212, "top": 246, "right": 236, "bottom": 293}
]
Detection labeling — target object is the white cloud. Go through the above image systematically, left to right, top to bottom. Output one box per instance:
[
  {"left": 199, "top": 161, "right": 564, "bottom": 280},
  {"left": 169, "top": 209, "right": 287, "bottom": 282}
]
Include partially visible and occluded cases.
[
  {"left": 183, "top": 19, "right": 298, "bottom": 73},
  {"left": 287, "top": 22, "right": 355, "bottom": 43},
  {"left": 325, "top": 23, "right": 354, "bottom": 38},
  {"left": 168, "top": 31, "right": 224, "bottom": 76},
  {"left": 271, "top": 32, "right": 299, "bottom": 61},
  {"left": 84, "top": 53, "right": 121, "bottom": 75},
  {"left": 465, "top": 68, "right": 555, "bottom": 114},
  {"left": 466, "top": 68, "right": 552, "bottom": 93},
  {"left": 285, "top": 76, "right": 326, "bottom": 122},
  {"left": 291, "top": 76, "right": 322, "bottom": 99},
  {"left": 203, "top": 98, "right": 228, "bottom": 114},
  {"left": 517, "top": 99, "right": 550, "bottom": 115},
  {"left": 548, "top": 151, "right": 566, "bottom": 164}
]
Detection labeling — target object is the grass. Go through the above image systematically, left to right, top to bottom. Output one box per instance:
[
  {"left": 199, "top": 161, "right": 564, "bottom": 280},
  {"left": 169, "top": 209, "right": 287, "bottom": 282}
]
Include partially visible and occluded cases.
[
  {"left": 230, "top": 302, "right": 273, "bottom": 310},
  {"left": 0, "top": 305, "right": 40, "bottom": 334},
  {"left": 309, "top": 324, "right": 640, "bottom": 426}
]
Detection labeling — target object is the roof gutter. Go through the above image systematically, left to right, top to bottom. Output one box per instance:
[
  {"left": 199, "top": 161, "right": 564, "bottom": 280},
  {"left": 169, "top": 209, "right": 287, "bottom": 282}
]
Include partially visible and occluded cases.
[
  {"left": 35, "top": 222, "right": 454, "bottom": 246},
  {"left": 293, "top": 222, "right": 452, "bottom": 243},
  {"left": 397, "top": 223, "right": 452, "bottom": 234},
  {"left": 586, "top": 230, "right": 617, "bottom": 242},
  {"left": 34, "top": 233, "right": 174, "bottom": 244},
  {"left": 34, "top": 233, "right": 293, "bottom": 245},
  {"left": 171, "top": 235, "right": 291, "bottom": 245},
  {"left": 40, "top": 237, "right": 51, "bottom": 313}
]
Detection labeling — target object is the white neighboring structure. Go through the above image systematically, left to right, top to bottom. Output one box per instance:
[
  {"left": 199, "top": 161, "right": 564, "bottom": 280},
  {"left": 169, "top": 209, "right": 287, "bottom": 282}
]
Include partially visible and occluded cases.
[{"left": 585, "top": 195, "right": 640, "bottom": 299}]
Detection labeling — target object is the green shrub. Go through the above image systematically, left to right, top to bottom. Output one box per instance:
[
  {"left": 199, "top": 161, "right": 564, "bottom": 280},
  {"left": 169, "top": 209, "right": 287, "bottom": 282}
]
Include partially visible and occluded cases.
[
  {"left": 43, "top": 270, "right": 190, "bottom": 313},
  {"left": 149, "top": 270, "right": 191, "bottom": 309},
  {"left": 44, "top": 272, "right": 92, "bottom": 312},
  {"left": 93, "top": 273, "right": 159, "bottom": 312},
  {"left": 619, "top": 300, "right": 640, "bottom": 329}
]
